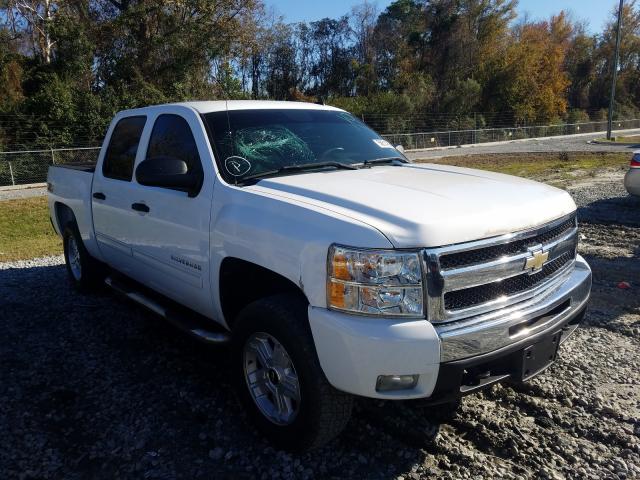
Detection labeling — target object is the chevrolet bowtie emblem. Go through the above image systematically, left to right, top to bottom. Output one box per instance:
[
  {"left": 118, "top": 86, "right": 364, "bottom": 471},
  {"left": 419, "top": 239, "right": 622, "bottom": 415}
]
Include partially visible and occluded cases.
[{"left": 525, "top": 249, "right": 549, "bottom": 273}]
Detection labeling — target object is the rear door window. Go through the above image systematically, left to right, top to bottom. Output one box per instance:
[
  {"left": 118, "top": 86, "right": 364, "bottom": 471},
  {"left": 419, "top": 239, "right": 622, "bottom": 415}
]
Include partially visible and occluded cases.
[{"left": 102, "top": 116, "right": 146, "bottom": 181}]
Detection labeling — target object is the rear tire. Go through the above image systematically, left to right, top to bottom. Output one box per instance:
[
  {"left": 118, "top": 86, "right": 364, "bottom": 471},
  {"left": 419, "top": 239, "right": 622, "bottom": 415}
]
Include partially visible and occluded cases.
[
  {"left": 62, "top": 224, "right": 104, "bottom": 292},
  {"left": 232, "top": 294, "right": 353, "bottom": 450}
]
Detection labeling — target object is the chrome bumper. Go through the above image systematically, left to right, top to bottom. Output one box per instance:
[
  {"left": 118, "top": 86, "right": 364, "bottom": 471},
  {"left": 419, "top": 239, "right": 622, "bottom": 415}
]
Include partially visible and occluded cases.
[{"left": 436, "top": 255, "right": 592, "bottom": 362}]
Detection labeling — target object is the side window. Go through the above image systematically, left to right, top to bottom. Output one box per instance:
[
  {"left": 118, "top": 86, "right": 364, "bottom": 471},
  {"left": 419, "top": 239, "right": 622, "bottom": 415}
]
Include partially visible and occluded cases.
[
  {"left": 145, "top": 114, "right": 202, "bottom": 173},
  {"left": 102, "top": 116, "right": 146, "bottom": 181}
]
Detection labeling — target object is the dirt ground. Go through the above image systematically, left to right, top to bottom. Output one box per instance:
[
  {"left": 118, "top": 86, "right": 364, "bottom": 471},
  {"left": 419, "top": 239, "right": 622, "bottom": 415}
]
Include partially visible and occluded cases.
[{"left": 0, "top": 167, "right": 638, "bottom": 479}]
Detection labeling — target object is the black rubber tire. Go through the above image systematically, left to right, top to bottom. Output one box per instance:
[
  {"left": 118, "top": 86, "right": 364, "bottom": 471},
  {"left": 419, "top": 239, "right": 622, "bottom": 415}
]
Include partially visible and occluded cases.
[
  {"left": 62, "top": 223, "right": 104, "bottom": 292},
  {"left": 232, "top": 294, "right": 353, "bottom": 451}
]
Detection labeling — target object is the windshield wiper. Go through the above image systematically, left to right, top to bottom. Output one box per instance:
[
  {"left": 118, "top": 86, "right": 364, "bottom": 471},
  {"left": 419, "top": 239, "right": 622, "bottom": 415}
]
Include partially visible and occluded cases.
[
  {"left": 362, "top": 157, "right": 408, "bottom": 166},
  {"left": 240, "top": 161, "right": 358, "bottom": 183}
]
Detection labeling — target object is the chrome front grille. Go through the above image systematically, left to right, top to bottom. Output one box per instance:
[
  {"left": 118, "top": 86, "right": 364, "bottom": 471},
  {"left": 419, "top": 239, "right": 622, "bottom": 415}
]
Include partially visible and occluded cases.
[
  {"left": 423, "top": 213, "right": 578, "bottom": 322},
  {"left": 438, "top": 216, "right": 577, "bottom": 269},
  {"left": 443, "top": 252, "right": 573, "bottom": 310}
]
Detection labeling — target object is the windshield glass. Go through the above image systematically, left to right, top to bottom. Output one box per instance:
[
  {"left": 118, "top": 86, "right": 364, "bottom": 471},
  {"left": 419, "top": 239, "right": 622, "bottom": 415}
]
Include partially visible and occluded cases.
[{"left": 202, "top": 109, "right": 405, "bottom": 183}]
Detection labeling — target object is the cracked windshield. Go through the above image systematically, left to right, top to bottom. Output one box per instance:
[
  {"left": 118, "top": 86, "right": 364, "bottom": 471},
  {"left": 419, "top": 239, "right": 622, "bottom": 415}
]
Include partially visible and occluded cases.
[{"left": 203, "top": 109, "right": 405, "bottom": 182}]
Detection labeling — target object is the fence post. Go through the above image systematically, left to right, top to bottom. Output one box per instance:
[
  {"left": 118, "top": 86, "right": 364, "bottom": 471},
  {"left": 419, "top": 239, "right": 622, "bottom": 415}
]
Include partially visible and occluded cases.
[
  {"left": 473, "top": 113, "right": 477, "bottom": 144},
  {"left": 51, "top": 147, "right": 56, "bottom": 165},
  {"left": 8, "top": 161, "right": 15, "bottom": 186}
]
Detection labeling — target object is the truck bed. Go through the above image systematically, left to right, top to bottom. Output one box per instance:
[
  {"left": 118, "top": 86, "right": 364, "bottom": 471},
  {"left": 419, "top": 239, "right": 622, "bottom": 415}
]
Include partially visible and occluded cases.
[
  {"left": 52, "top": 163, "right": 96, "bottom": 173},
  {"left": 47, "top": 164, "right": 96, "bottom": 249}
]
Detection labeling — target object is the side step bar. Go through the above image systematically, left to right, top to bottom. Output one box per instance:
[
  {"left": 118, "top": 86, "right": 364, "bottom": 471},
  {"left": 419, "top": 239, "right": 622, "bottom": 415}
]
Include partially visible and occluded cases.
[{"left": 105, "top": 276, "right": 231, "bottom": 344}]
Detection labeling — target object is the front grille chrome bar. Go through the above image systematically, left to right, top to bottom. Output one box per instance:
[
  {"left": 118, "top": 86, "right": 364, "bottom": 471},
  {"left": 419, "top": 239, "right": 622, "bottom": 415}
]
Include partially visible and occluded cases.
[
  {"left": 423, "top": 213, "right": 578, "bottom": 323},
  {"left": 441, "top": 227, "right": 577, "bottom": 292}
]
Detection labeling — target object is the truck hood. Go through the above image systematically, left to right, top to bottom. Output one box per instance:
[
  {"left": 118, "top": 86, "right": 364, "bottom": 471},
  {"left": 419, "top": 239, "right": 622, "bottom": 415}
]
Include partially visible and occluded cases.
[{"left": 249, "top": 163, "right": 576, "bottom": 248}]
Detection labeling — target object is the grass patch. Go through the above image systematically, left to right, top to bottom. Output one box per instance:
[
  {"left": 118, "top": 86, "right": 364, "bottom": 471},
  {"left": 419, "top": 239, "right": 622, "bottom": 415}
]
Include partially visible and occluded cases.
[
  {"left": 594, "top": 135, "right": 640, "bottom": 144},
  {"left": 415, "top": 151, "right": 629, "bottom": 183},
  {"left": 0, "top": 197, "right": 61, "bottom": 262}
]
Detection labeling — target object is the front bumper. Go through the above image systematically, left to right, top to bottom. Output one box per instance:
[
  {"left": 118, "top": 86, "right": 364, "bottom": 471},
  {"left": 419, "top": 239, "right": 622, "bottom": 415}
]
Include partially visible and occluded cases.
[
  {"left": 308, "top": 255, "right": 591, "bottom": 400},
  {"left": 436, "top": 255, "right": 592, "bottom": 362},
  {"left": 423, "top": 305, "right": 586, "bottom": 406}
]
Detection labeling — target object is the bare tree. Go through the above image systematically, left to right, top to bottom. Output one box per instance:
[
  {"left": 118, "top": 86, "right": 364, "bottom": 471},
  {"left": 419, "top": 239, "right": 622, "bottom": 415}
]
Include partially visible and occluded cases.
[
  {"left": 3, "top": 0, "right": 58, "bottom": 63},
  {"left": 350, "top": 1, "right": 378, "bottom": 65}
]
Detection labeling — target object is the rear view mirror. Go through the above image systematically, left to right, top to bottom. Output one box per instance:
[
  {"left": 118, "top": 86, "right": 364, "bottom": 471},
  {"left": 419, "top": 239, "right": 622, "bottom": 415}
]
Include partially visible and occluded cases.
[
  {"left": 395, "top": 145, "right": 405, "bottom": 153},
  {"left": 136, "top": 156, "right": 203, "bottom": 197}
]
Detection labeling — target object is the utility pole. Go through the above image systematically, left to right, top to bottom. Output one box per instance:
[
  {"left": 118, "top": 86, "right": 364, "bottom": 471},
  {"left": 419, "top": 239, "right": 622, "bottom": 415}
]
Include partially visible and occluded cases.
[{"left": 607, "top": 0, "right": 624, "bottom": 140}]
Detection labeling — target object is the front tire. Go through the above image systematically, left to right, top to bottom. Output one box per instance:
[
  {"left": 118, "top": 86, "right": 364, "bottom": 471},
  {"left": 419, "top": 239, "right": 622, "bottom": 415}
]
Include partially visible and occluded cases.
[
  {"left": 62, "top": 224, "right": 104, "bottom": 291},
  {"left": 232, "top": 294, "right": 353, "bottom": 450}
]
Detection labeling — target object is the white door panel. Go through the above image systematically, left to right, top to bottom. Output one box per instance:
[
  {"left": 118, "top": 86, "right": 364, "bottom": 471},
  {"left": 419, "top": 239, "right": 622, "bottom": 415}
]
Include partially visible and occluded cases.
[
  {"left": 124, "top": 109, "right": 215, "bottom": 317},
  {"left": 92, "top": 115, "right": 147, "bottom": 277},
  {"left": 125, "top": 188, "right": 210, "bottom": 312}
]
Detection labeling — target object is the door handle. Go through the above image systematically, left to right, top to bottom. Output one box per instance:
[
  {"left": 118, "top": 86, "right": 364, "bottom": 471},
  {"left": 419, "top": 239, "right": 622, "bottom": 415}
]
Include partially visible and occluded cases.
[
  {"left": 93, "top": 192, "right": 106, "bottom": 200},
  {"left": 131, "top": 202, "right": 150, "bottom": 213}
]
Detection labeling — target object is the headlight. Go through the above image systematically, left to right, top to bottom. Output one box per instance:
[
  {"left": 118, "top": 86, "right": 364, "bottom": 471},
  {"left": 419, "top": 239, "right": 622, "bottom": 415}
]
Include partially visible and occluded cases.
[{"left": 327, "top": 245, "right": 424, "bottom": 317}]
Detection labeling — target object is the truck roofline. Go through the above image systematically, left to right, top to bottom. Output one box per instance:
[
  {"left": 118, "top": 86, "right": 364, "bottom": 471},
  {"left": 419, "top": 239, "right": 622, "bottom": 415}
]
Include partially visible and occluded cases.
[{"left": 115, "top": 100, "right": 344, "bottom": 117}]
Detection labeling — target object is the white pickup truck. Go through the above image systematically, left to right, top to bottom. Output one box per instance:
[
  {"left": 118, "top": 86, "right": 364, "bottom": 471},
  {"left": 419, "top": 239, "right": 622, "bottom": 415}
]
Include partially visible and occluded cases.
[{"left": 47, "top": 101, "right": 592, "bottom": 450}]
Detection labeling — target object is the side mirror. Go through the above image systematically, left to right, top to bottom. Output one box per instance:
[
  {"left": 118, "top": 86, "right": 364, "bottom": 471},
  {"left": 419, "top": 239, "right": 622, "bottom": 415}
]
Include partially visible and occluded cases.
[
  {"left": 395, "top": 144, "right": 405, "bottom": 153},
  {"left": 136, "top": 156, "right": 203, "bottom": 197}
]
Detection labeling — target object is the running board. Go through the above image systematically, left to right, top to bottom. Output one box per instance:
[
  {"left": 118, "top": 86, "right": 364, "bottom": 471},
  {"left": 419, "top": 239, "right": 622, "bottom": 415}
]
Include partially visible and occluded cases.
[{"left": 105, "top": 276, "right": 231, "bottom": 344}]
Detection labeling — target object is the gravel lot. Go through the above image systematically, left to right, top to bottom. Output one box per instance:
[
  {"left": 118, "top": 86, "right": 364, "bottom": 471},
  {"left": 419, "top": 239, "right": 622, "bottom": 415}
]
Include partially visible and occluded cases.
[{"left": 1, "top": 173, "right": 638, "bottom": 479}]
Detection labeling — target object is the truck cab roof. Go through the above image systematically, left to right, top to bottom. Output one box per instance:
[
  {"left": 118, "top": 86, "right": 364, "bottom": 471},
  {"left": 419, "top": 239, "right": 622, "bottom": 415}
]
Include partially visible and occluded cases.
[{"left": 118, "top": 100, "right": 342, "bottom": 117}]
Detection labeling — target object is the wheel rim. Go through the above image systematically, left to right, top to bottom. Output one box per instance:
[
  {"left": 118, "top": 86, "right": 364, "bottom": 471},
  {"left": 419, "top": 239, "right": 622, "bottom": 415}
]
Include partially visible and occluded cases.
[
  {"left": 67, "top": 235, "right": 82, "bottom": 281},
  {"left": 243, "top": 332, "right": 301, "bottom": 425}
]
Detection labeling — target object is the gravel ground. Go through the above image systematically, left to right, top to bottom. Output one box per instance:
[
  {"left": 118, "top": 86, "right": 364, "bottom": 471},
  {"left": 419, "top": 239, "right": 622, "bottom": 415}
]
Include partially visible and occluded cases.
[
  {"left": 405, "top": 129, "right": 640, "bottom": 160},
  {"left": 1, "top": 174, "right": 639, "bottom": 479},
  {"left": 0, "top": 185, "right": 47, "bottom": 201}
]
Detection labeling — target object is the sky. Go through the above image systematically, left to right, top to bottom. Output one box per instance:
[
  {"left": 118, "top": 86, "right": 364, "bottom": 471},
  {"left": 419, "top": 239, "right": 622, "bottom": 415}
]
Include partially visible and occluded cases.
[{"left": 266, "top": 0, "right": 617, "bottom": 33}]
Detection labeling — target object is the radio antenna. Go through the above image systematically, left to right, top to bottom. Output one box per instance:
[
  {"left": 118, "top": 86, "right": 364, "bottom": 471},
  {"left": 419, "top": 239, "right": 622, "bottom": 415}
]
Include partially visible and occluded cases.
[
  {"left": 213, "top": 65, "right": 239, "bottom": 184},
  {"left": 225, "top": 98, "right": 232, "bottom": 137}
]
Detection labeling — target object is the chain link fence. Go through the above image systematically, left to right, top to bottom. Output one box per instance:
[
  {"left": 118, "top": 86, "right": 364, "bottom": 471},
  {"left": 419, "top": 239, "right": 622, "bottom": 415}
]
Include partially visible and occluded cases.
[
  {"left": 1, "top": 118, "right": 639, "bottom": 187},
  {"left": 381, "top": 119, "right": 640, "bottom": 150},
  {"left": 0, "top": 147, "right": 100, "bottom": 187}
]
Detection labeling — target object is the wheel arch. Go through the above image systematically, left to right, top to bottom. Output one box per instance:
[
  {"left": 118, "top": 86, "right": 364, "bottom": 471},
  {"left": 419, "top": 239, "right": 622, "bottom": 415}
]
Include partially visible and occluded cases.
[
  {"left": 53, "top": 201, "right": 77, "bottom": 233},
  {"left": 219, "top": 257, "right": 309, "bottom": 329}
]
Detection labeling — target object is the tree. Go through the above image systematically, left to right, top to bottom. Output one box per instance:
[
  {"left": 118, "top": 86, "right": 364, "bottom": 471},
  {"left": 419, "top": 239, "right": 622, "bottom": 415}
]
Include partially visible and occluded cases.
[
  {"left": 2, "top": 0, "right": 640, "bottom": 150},
  {"left": 3, "top": 0, "right": 59, "bottom": 63},
  {"left": 93, "top": 0, "right": 260, "bottom": 102},
  {"left": 372, "top": 0, "right": 425, "bottom": 91},
  {"left": 593, "top": 0, "right": 640, "bottom": 113},
  {"left": 350, "top": 1, "right": 378, "bottom": 95},
  {"left": 496, "top": 13, "right": 572, "bottom": 124},
  {"left": 308, "top": 16, "right": 353, "bottom": 97},
  {"left": 263, "top": 22, "right": 299, "bottom": 99},
  {"left": 565, "top": 25, "right": 597, "bottom": 111},
  {"left": 0, "top": 28, "right": 24, "bottom": 111},
  {"left": 442, "top": 77, "right": 481, "bottom": 128}
]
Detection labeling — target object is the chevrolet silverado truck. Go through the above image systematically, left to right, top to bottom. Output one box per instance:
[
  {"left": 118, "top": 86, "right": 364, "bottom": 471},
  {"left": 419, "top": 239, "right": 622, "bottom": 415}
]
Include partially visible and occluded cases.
[{"left": 47, "top": 101, "right": 592, "bottom": 450}]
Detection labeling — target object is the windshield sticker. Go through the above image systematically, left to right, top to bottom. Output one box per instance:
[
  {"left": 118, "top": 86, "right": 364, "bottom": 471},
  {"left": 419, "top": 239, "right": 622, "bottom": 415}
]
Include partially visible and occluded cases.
[
  {"left": 373, "top": 139, "right": 394, "bottom": 148},
  {"left": 224, "top": 156, "right": 252, "bottom": 176}
]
